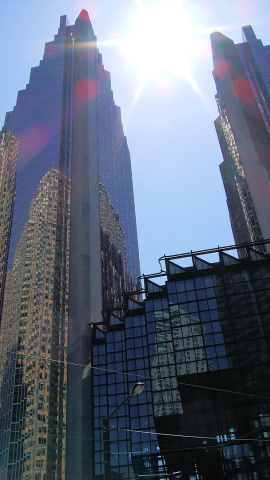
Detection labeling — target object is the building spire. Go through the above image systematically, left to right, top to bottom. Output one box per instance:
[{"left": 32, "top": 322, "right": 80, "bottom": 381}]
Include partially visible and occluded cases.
[
  {"left": 75, "top": 9, "right": 95, "bottom": 36},
  {"left": 77, "top": 9, "right": 91, "bottom": 22}
]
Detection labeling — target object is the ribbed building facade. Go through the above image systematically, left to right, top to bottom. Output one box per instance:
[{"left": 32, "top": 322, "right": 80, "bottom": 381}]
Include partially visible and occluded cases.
[
  {"left": 0, "top": 10, "right": 140, "bottom": 480},
  {"left": 212, "top": 27, "right": 270, "bottom": 255}
]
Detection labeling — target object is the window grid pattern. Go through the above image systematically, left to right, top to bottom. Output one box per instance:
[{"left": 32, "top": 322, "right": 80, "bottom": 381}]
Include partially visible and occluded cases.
[
  {"left": 93, "top": 254, "right": 270, "bottom": 479},
  {"left": 93, "top": 317, "right": 160, "bottom": 479}
]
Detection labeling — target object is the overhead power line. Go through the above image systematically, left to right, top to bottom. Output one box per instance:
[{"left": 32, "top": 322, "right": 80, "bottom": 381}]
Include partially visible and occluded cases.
[
  {"left": 1, "top": 347, "right": 270, "bottom": 401},
  {"left": 177, "top": 381, "right": 270, "bottom": 401},
  {"left": 112, "top": 425, "right": 270, "bottom": 445}
]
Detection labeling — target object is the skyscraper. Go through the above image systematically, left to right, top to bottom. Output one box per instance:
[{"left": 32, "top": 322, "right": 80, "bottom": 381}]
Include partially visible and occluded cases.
[
  {"left": 0, "top": 10, "right": 140, "bottom": 480},
  {"left": 211, "top": 27, "right": 270, "bottom": 255}
]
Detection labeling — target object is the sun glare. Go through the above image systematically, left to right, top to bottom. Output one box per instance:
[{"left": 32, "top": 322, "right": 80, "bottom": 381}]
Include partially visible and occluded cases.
[{"left": 122, "top": 0, "right": 199, "bottom": 82}]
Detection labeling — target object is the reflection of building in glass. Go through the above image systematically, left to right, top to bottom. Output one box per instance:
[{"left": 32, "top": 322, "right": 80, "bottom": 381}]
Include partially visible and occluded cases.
[
  {"left": 0, "top": 10, "right": 140, "bottom": 480},
  {"left": 212, "top": 27, "right": 270, "bottom": 254},
  {"left": 0, "top": 131, "right": 18, "bottom": 320},
  {"left": 0, "top": 169, "right": 69, "bottom": 479},
  {"left": 100, "top": 183, "right": 133, "bottom": 310},
  {"left": 92, "top": 242, "right": 270, "bottom": 479},
  {"left": 150, "top": 307, "right": 213, "bottom": 418},
  {"left": 150, "top": 307, "right": 182, "bottom": 418}
]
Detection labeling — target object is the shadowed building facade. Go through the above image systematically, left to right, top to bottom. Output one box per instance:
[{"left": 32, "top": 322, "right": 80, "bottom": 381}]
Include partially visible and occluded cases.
[
  {"left": 0, "top": 10, "right": 140, "bottom": 480},
  {"left": 212, "top": 27, "right": 270, "bottom": 255},
  {"left": 92, "top": 242, "right": 270, "bottom": 479}
]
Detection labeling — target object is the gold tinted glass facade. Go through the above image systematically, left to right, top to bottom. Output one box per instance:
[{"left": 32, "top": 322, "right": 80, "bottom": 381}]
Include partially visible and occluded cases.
[
  {"left": 0, "top": 131, "right": 18, "bottom": 320},
  {"left": 0, "top": 169, "right": 69, "bottom": 479}
]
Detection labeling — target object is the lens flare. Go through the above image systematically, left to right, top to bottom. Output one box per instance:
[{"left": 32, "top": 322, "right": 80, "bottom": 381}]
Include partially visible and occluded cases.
[{"left": 123, "top": 0, "right": 197, "bottom": 82}]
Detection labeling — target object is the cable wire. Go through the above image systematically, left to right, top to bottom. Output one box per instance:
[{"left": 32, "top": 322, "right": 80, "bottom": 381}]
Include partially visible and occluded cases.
[
  {"left": 0, "top": 346, "right": 146, "bottom": 380},
  {"left": 1, "top": 347, "right": 270, "bottom": 401},
  {"left": 177, "top": 381, "right": 270, "bottom": 401},
  {"left": 2, "top": 423, "right": 270, "bottom": 456},
  {"left": 111, "top": 425, "right": 270, "bottom": 445}
]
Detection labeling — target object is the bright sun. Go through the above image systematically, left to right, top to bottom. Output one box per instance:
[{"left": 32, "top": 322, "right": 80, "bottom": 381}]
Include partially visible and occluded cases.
[{"left": 122, "top": 0, "right": 199, "bottom": 82}]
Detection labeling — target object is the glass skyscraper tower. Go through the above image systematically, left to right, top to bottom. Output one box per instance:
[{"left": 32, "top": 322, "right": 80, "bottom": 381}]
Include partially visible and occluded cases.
[
  {"left": 0, "top": 10, "right": 140, "bottom": 480},
  {"left": 211, "top": 26, "right": 270, "bottom": 255}
]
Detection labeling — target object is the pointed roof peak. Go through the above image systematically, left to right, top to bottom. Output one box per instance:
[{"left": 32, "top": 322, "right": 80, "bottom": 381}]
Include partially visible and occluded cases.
[
  {"left": 75, "top": 9, "right": 95, "bottom": 36},
  {"left": 77, "top": 9, "right": 91, "bottom": 22}
]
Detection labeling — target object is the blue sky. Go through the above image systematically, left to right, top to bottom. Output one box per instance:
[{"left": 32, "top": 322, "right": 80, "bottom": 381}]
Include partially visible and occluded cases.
[{"left": 1, "top": 0, "right": 270, "bottom": 275}]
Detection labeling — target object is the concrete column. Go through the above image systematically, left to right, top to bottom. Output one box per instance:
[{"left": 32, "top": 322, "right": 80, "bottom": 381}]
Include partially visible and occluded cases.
[{"left": 66, "top": 10, "right": 102, "bottom": 480}]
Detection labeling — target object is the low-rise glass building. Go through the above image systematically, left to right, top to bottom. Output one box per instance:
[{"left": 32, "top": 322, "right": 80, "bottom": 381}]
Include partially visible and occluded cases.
[{"left": 92, "top": 241, "right": 270, "bottom": 479}]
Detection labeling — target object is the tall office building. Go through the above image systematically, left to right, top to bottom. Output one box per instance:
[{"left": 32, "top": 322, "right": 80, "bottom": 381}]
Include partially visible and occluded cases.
[
  {"left": 0, "top": 10, "right": 140, "bottom": 480},
  {"left": 211, "top": 27, "right": 270, "bottom": 255},
  {"left": 92, "top": 241, "right": 270, "bottom": 479}
]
